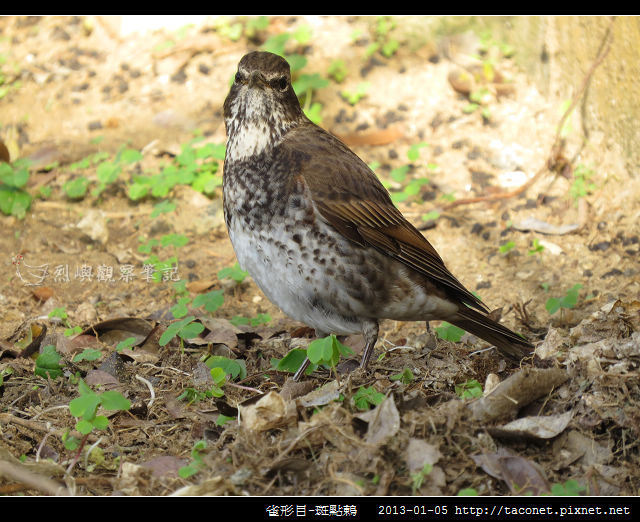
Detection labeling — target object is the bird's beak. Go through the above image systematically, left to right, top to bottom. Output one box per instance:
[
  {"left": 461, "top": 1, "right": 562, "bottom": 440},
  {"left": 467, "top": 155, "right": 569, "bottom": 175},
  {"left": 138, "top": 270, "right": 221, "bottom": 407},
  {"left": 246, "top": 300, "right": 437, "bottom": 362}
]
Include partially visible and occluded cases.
[{"left": 249, "top": 71, "right": 266, "bottom": 89}]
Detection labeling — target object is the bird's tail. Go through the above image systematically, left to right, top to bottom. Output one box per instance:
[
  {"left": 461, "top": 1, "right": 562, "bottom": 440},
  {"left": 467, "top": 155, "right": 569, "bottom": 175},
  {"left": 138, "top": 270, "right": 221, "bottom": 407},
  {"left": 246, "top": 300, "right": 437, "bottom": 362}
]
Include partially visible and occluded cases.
[{"left": 449, "top": 307, "right": 533, "bottom": 360}]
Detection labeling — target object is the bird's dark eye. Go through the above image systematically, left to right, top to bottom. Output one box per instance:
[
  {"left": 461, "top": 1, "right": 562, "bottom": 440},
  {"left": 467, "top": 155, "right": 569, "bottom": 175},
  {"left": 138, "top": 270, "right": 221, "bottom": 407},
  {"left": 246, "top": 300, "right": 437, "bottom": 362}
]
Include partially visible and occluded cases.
[
  {"left": 234, "top": 72, "right": 246, "bottom": 84},
  {"left": 270, "top": 76, "right": 288, "bottom": 91}
]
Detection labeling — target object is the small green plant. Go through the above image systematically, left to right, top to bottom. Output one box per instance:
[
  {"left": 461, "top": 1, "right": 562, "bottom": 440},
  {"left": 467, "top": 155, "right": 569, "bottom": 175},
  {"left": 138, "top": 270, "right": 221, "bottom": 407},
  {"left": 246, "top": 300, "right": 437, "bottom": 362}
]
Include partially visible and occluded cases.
[
  {"left": 365, "top": 16, "right": 400, "bottom": 59},
  {"left": 327, "top": 59, "right": 347, "bottom": 83},
  {"left": 341, "top": 82, "right": 370, "bottom": 105},
  {"left": 407, "top": 142, "right": 429, "bottom": 162},
  {"left": 0, "top": 159, "right": 31, "bottom": 218},
  {"left": 569, "top": 164, "right": 596, "bottom": 202},
  {"left": 151, "top": 200, "right": 176, "bottom": 218},
  {"left": 422, "top": 210, "right": 440, "bottom": 222},
  {"left": 528, "top": 238, "right": 545, "bottom": 256},
  {"left": 499, "top": 241, "right": 516, "bottom": 254},
  {"left": 218, "top": 262, "right": 249, "bottom": 283},
  {"left": 545, "top": 284, "right": 582, "bottom": 315},
  {"left": 193, "top": 290, "right": 225, "bottom": 313},
  {"left": 48, "top": 307, "right": 81, "bottom": 337},
  {"left": 230, "top": 313, "right": 271, "bottom": 327},
  {"left": 159, "top": 316, "right": 204, "bottom": 346},
  {"left": 434, "top": 322, "right": 465, "bottom": 342},
  {"left": 306, "top": 334, "right": 353, "bottom": 375},
  {"left": 116, "top": 337, "right": 136, "bottom": 352},
  {"left": 34, "top": 345, "right": 63, "bottom": 379},
  {"left": 271, "top": 348, "right": 313, "bottom": 375},
  {"left": 72, "top": 349, "right": 103, "bottom": 363},
  {"left": 204, "top": 356, "right": 247, "bottom": 381},
  {"left": 0, "top": 367, "right": 13, "bottom": 387},
  {"left": 390, "top": 368, "right": 414, "bottom": 384},
  {"left": 69, "top": 378, "right": 131, "bottom": 436},
  {"left": 455, "top": 379, "right": 483, "bottom": 399},
  {"left": 352, "top": 386, "right": 385, "bottom": 410},
  {"left": 179, "top": 440, "right": 208, "bottom": 478},
  {"left": 411, "top": 463, "right": 433, "bottom": 494},
  {"left": 549, "top": 479, "right": 586, "bottom": 496},
  {"left": 457, "top": 487, "right": 479, "bottom": 496}
]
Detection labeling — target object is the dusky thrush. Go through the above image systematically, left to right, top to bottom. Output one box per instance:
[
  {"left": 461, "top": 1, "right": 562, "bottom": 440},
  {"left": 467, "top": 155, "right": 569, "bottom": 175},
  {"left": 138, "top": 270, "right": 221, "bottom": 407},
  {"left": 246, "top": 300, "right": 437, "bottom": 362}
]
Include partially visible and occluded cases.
[{"left": 223, "top": 51, "right": 533, "bottom": 380}]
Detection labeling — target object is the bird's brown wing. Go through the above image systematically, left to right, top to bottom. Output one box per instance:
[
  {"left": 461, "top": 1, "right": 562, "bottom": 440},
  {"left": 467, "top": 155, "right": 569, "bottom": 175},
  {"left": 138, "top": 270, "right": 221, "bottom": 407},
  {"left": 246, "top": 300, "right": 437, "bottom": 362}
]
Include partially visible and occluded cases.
[{"left": 290, "top": 124, "right": 488, "bottom": 313}]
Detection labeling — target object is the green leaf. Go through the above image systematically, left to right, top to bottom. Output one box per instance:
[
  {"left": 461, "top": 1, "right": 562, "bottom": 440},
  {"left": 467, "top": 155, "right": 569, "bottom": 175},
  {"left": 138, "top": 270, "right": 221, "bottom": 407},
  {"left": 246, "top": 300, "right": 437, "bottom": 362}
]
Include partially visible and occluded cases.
[
  {"left": 292, "top": 25, "right": 312, "bottom": 44},
  {"left": 262, "top": 33, "right": 290, "bottom": 56},
  {"left": 327, "top": 59, "right": 347, "bottom": 83},
  {"left": 292, "top": 73, "right": 329, "bottom": 96},
  {"left": 407, "top": 142, "right": 429, "bottom": 162},
  {"left": 96, "top": 161, "right": 121, "bottom": 185},
  {"left": 390, "top": 165, "right": 409, "bottom": 182},
  {"left": 63, "top": 176, "right": 89, "bottom": 199},
  {"left": 0, "top": 186, "right": 32, "bottom": 218},
  {"left": 151, "top": 200, "right": 176, "bottom": 218},
  {"left": 161, "top": 233, "right": 189, "bottom": 248},
  {"left": 499, "top": 241, "right": 515, "bottom": 254},
  {"left": 217, "top": 263, "right": 248, "bottom": 283},
  {"left": 192, "top": 290, "right": 224, "bottom": 312},
  {"left": 171, "top": 296, "right": 191, "bottom": 318},
  {"left": 179, "top": 321, "right": 204, "bottom": 340},
  {"left": 434, "top": 322, "right": 465, "bottom": 342},
  {"left": 116, "top": 337, "right": 136, "bottom": 352},
  {"left": 34, "top": 345, "right": 63, "bottom": 379},
  {"left": 271, "top": 348, "right": 312, "bottom": 374},
  {"left": 72, "top": 349, "right": 103, "bottom": 363},
  {"left": 205, "top": 356, "right": 246, "bottom": 380},
  {"left": 210, "top": 366, "right": 227, "bottom": 388},
  {"left": 390, "top": 368, "right": 414, "bottom": 384},
  {"left": 455, "top": 379, "right": 483, "bottom": 399},
  {"left": 353, "top": 386, "right": 385, "bottom": 410},
  {"left": 100, "top": 391, "right": 131, "bottom": 411},
  {"left": 69, "top": 394, "right": 101, "bottom": 420},
  {"left": 216, "top": 414, "right": 235, "bottom": 426},
  {"left": 92, "top": 416, "right": 110, "bottom": 430},
  {"left": 76, "top": 419, "right": 94, "bottom": 435},
  {"left": 458, "top": 488, "right": 479, "bottom": 496}
]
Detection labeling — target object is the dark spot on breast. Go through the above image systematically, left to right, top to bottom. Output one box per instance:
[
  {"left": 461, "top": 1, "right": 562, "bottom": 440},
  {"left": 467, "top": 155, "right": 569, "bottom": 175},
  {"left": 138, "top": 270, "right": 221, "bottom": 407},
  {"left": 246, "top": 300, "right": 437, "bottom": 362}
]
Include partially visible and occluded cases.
[{"left": 293, "top": 234, "right": 302, "bottom": 244}]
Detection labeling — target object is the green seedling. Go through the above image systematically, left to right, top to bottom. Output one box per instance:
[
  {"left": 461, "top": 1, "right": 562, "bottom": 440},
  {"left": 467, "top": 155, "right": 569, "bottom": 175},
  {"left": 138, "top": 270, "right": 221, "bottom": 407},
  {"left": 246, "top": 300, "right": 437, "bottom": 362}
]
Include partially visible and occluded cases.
[
  {"left": 327, "top": 59, "right": 347, "bottom": 83},
  {"left": 341, "top": 82, "right": 370, "bottom": 105},
  {"left": 304, "top": 102, "right": 324, "bottom": 125},
  {"left": 407, "top": 142, "right": 429, "bottom": 162},
  {"left": 0, "top": 160, "right": 31, "bottom": 218},
  {"left": 570, "top": 164, "right": 596, "bottom": 202},
  {"left": 151, "top": 200, "right": 176, "bottom": 218},
  {"left": 422, "top": 210, "right": 440, "bottom": 222},
  {"left": 161, "top": 233, "right": 189, "bottom": 248},
  {"left": 528, "top": 238, "right": 545, "bottom": 256},
  {"left": 499, "top": 241, "right": 516, "bottom": 254},
  {"left": 218, "top": 262, "right": 248, "bottom": 283},
  {"left": 545, "top": 284, "right": 582, "bottom": 315},
  {"left": 192, "top": 290, "right": 225, "bottom": 313},
  {"left": 171, "top": 296, "right": 191, "bottom": 318},
  {"left": 48, "top": 307, "right": 80, "bottom": 336},
  {"left": 230, "top": 313, "right": 271, "bottom": 327},
  {"left": 159, "top": 316, "right": 204, "bottom": 346},
  {"left": 434, "top": 322, "right": 465, "bottom": 342},
  {"left": 306, "top": 334, "right": 353, "bottom": 374},
  {"left": 116, "top": 337, "right": 136, "bottom": 352},
  {"left": 34, "top": 345, "right": 63, "bottom": 379},
  {"left": 72, "top": 348, "right": 102, "bottom": 363},
  {"left": 271, "top": 348, "right": 315, "bottom": 375},
  {"left": 205, "top": 356, "right": 247, "bottom": 381},
  {"left": 0, "top": 367, "right": 13, "bottom": 387},
  {"left": 390, "top": 368, "right": 414, "bottom": 384},
  {"left": 69, "top": 378, "right": 130, "bottom": 436},
  {"left": 455, "top": 379, "right": 483, "bottom": 399},
  {"left": 352, "top": 386, "right": 385, "bottom": 410},
  {"left": 179, "top": 440, "right": 207, "bottom": 478},
  {"left": 411, "top": 463, "right": 433, "bottom": 494},
  {"left": 549, "top": 479, "right": 586, "bottom": 496},
  {"left": 457, "top": 488, "right": 479, "bottom": 496}
]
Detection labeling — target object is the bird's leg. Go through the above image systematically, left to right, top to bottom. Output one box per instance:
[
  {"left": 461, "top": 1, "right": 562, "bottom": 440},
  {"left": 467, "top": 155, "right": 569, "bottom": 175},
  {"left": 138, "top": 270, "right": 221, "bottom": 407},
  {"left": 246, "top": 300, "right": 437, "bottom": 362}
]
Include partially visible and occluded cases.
[
  {"left": 359, "top": 321, "right": 380, "bottom": 370},
  {"left": 425, "top": 321, "right": 432, "bottom": 333},
  {"left": 293, "top": 329, "right": 328, "bottom": 381},
  {"left": 293, "top": 357, "right": 311, "bottom": 381}
]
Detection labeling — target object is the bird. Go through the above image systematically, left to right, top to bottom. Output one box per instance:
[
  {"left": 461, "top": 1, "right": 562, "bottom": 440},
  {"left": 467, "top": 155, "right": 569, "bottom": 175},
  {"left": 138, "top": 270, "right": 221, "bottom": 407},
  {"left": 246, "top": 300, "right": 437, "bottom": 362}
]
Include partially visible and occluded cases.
[{"left": 222, "top": 51, "right": 533, "bottom": 380}]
